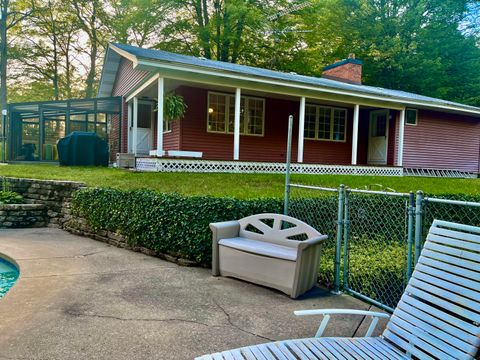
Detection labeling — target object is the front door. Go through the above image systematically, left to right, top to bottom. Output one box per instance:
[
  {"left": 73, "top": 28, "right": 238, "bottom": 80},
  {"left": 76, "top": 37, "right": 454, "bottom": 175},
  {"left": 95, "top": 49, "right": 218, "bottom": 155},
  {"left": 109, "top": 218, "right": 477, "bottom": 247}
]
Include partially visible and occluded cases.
[
  {"left": 129, "top": 101, "right": 153, "bottom": 155},
  {"left": 368, "top": 110, "right": 389, "bottom": 165}
]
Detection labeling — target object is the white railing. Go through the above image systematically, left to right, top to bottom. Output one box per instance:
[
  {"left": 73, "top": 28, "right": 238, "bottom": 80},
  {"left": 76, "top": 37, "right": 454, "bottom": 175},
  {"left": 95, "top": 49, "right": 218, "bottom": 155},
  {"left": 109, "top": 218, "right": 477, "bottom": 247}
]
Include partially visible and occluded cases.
[
  {"left": 135, "top": 158, "right": 404, "bottom": 176},
  {"left": 403, "top": 167, "right": 477, "bottom": 178}
]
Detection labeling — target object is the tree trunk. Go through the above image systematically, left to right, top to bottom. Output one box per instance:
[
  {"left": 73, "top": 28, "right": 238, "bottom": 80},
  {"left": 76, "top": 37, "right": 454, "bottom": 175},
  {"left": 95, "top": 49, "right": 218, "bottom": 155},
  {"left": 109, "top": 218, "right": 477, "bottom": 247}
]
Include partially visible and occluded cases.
[
  {"left": 84, "top": 1, "right": 97, "bottom": 98},
  {"left": 49, "top": 4, "right": 59, "bottom": 100},
  {"left": 220, "top": 4, "right": 230, "bottom": 61},
  {"left": 231, "top": 14, "right": 246, "bottom": 63},
  {"left": 63, "top": 29, "right": 72, "bottom": 99},
  {"left": 85, "top": 40, "right": 97, "bottom": 98}
]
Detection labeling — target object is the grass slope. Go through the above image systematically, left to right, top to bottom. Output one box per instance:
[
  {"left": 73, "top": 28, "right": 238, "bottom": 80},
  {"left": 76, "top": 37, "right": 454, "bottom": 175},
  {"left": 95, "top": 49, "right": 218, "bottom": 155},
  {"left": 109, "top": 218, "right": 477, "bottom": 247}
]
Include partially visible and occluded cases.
[{"left": 1, "top": 163, "right": 479, "bottom": 198}]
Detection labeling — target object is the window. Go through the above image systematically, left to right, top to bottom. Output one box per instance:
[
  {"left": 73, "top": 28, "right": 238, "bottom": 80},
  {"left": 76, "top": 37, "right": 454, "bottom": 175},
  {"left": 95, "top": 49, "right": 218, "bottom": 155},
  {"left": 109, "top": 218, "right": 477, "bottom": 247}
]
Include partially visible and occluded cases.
[
  {"left": 207, "top": 92, "right": 264, "bottom": 136},
  {"left": 304, "top": 105, "right": 347, "bottom": 141},
  {"left": 153, "top": 108, "right": 172, "bottom": 133},
  {"left": 406, "top": 108, "right": 418, "bottom": 125},
  {"left": 164, "top": 120, "right": 172, "bottom": 132}
]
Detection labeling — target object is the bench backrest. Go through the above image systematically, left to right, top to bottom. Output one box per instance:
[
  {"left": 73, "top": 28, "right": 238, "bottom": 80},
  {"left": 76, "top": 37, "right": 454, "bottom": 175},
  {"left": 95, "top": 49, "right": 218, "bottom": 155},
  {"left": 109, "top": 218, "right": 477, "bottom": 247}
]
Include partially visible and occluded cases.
[
  {"left": 238, "top": 213, "right": 322, "bottom": 247},
  {"left": 383, "top": 220, "right": 480, "bottom": 360}
]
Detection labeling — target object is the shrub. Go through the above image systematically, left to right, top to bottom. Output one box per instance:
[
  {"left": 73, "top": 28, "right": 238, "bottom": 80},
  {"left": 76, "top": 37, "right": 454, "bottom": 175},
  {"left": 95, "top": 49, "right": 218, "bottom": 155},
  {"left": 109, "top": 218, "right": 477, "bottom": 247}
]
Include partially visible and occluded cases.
[
  {"left": 72, "top": 188, "right": 282, "bottom": 264},
  {"left": 0, "top": 191, "right": 23, "bottom": 204}
]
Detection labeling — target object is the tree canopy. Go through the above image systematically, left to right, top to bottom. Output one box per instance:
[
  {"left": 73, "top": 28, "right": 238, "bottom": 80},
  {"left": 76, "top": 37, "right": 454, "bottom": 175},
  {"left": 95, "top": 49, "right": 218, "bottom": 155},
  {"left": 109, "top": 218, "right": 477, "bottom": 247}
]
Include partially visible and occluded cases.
[{"left": 1, "top": 0, "right": 479, "bottom": 106}]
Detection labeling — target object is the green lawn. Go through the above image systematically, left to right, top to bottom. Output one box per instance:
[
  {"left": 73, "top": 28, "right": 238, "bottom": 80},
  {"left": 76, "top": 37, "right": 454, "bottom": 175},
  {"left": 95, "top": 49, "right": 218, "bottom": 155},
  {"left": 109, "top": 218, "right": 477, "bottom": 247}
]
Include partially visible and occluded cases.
[{"left": 1, "top": 163, "right": 479, "bottom": 198}]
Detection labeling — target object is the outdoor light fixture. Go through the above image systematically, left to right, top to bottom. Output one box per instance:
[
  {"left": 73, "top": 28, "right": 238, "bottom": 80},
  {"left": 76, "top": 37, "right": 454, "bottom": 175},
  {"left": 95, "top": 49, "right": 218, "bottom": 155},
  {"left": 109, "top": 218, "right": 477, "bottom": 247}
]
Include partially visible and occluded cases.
[{"left": 208, "top": 108, "right": 214, "bottom": 114}]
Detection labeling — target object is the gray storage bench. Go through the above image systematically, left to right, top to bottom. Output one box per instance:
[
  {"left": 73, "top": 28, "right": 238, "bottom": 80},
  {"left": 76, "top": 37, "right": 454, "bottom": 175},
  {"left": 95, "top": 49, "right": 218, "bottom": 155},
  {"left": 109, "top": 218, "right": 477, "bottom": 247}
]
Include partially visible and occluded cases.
[{"left": 210, "top": 213, "right": 328, "bottom": 298}]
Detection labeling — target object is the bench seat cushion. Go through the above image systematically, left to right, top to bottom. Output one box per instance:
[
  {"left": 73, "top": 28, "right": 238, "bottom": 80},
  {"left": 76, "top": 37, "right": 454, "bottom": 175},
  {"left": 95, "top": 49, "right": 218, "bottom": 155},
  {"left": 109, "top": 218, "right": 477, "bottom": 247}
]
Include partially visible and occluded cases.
[{"left": 218, "top": 237, "right": 297, "bottom": 261}]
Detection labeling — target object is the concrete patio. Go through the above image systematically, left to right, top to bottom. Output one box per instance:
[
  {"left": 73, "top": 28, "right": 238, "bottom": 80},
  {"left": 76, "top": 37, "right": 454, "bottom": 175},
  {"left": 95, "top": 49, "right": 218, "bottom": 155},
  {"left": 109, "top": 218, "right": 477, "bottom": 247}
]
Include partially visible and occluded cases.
[{"left": 0, "top": 228, "right": 387, "bottom": 360}]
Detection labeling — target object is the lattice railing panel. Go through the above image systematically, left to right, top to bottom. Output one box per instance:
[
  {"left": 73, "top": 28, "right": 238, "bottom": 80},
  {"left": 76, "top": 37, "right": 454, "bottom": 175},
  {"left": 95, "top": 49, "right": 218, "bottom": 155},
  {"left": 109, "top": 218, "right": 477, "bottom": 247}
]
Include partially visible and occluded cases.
[{"left": 135, "top": 158, "right": 404, "bottom": 176}]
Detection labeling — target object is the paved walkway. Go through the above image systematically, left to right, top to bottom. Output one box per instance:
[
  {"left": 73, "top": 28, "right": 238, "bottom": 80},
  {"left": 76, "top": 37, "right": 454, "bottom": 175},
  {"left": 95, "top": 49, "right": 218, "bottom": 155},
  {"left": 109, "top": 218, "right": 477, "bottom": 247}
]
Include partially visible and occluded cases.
[{"left": 0, "top": 228, "right": 387, "bottom": 360}]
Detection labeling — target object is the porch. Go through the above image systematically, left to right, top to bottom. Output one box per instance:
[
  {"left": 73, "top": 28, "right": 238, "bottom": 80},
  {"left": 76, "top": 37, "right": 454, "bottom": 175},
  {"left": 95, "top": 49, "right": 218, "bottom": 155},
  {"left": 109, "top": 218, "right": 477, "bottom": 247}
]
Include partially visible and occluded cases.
[{"left": 123, "top": 75, "right": 407, "bottom": 169}]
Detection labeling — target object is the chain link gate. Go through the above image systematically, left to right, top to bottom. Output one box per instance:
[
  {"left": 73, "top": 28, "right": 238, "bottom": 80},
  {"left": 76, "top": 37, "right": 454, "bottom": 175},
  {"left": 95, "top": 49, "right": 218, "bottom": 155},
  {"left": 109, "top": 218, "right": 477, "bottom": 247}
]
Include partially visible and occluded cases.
[
  {"left": 286, "top": 183, "right": 415, "bottom": 312},
  {"left": 342, "top": 188, "right": 414, "bottom": 312}
]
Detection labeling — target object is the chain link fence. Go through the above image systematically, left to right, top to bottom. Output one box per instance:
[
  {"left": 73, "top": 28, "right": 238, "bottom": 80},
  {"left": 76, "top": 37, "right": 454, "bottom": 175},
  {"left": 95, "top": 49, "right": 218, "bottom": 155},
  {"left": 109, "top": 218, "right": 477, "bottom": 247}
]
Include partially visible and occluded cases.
[
  {"left": 286, "top": 183, "right": 480, "bottom": 313},
  {"left": 288, "top": 185, "right": 339, "bottom": 287},
  {"left": 343, "top": 189, "right": 413, "bottom": 311}
]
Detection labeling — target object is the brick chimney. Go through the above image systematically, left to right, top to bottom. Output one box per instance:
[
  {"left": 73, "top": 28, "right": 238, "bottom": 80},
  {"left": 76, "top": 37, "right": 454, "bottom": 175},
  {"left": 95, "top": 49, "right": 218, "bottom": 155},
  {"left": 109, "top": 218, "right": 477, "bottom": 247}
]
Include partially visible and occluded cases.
[{"left": 322, "top": 54, "right": 363, "bottom": 84}]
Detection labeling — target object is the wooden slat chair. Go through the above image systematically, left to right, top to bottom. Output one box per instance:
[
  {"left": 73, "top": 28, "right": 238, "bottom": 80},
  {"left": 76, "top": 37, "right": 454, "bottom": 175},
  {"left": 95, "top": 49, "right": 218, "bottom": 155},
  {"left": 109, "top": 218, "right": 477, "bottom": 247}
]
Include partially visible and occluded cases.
[{"left": 196, "top": 220, "right": 480, "bottom": 360}]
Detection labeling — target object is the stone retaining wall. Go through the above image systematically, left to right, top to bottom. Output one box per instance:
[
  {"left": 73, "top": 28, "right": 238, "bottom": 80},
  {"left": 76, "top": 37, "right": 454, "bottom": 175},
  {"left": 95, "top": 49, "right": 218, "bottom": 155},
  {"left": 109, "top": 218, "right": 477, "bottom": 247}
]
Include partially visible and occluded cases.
[
  {"left": 1, "top": 177, "right": 198, "bottom": 266},
  {"left": 3, "top": 177, "right": 86, "bottom": 228},
  {"left": 0, "top": 203, "right": 48, "bottom": 228},
  {"left": 64, "top": 216, "right": 197, "bottom": 266}
]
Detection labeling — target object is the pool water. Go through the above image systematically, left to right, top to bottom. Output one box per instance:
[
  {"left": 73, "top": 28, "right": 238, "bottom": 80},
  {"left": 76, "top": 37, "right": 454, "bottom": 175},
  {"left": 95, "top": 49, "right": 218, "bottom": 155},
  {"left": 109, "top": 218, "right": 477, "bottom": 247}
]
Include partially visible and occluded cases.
[{"left": 0, "top": 258, "right": 19, "bottom": 298}]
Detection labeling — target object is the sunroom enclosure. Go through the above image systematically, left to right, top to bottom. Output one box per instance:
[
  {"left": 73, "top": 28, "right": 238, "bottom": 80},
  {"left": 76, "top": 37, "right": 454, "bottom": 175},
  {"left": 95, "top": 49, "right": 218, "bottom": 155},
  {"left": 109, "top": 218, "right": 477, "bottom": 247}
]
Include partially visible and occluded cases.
[{"left": 7, "top": 97, "right": 122, "bottom": 161}]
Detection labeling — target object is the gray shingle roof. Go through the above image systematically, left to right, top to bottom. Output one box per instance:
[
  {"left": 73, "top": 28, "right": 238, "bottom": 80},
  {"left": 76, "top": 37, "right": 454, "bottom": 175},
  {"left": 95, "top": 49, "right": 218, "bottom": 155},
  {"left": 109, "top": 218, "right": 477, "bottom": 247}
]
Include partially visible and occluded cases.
[{"left": 111, "top": 43, "right": 480, "bottom": 114}]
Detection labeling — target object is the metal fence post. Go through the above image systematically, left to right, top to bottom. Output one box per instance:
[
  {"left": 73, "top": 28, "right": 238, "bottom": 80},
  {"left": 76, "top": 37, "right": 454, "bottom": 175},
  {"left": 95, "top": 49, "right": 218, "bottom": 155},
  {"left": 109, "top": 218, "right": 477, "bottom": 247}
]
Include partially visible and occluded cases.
[
  {"left": 283, "top": 115, "right": 293, "bottom": 215},
  {"left": 333, "top": 184, "right": 345, "bottom": 293},
  {"left": 342, "top": 189, "right": 350, "bottom": 289},
  {"left": 414, "top": 190, "right": 424, "bottom": 266},
  {"left": 406, "top": 192, "right": 415, "bottom": 280}
]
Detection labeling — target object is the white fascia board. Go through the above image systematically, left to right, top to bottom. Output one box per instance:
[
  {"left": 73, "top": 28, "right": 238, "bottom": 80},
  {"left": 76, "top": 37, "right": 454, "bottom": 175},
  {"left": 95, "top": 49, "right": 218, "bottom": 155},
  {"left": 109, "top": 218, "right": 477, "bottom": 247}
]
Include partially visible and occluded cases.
[
  {"left": 109, "top": 44, "right": 139, "bottom": 67},
  {"left": 136, "top": 59, "right": 480, "bottom": 117},
  {"left": 136, "top": 61, "right": 405, "bottom": 110},
  {"left": 125, "top": 73, "right": 160, "bottom": 102}
]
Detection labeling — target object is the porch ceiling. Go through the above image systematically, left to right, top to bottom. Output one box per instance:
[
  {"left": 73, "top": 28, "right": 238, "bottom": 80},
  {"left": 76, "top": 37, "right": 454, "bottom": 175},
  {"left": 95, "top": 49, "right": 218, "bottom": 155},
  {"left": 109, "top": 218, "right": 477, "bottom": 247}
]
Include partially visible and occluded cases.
[{"left": 131, "top": 77, "right": 386, "bottom": 110}]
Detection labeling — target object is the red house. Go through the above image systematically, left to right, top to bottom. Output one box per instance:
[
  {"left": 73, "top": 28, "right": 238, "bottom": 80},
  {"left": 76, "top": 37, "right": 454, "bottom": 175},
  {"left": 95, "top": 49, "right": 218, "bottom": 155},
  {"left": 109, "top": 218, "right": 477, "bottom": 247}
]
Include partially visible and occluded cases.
[{"left": 98, "top": 43, "right": 480, "bottom": 176}]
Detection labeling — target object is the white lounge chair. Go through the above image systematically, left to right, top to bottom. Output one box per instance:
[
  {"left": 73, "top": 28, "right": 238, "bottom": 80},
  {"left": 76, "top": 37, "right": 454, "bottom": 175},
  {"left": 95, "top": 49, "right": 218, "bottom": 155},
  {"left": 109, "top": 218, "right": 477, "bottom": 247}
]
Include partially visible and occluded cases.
[{"left": 197, "top": 220, "right": 480, "bottom": 359}]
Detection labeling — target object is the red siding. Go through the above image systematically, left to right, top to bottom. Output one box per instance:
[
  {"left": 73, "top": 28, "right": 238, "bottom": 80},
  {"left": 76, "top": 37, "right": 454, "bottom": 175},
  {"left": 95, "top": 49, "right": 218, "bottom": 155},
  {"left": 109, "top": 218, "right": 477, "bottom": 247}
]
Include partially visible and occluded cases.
[
  {"left": 110, "top": 58, "right": 151, "bottom": 154},
  {"left": 112, "top": 59, "right": 150, "bottom": 97},
  {"left": 179, "top": 86, "right": 362, "bottom": 164},
  {"left": 403, "top": 110, "right": 480, "bottom": 172},
  {"left": 152, "top": 112, "right": 181, "bottom": 151}
]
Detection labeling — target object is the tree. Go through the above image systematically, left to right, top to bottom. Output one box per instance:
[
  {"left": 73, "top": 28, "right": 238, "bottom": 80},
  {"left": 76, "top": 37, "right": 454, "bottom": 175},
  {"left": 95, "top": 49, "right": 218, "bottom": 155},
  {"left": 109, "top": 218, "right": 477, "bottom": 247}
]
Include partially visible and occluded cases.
[
  {"left": 0, "top": 0, "right": 34, "bottom": 111},
  {"left": 71, "top": 0, "right": 108, "bottom": 98},
  {"left": 107, "top": 0, "right": 172, "bottom": 47},
  {"left": 159, "top": 0, "right": 271, "bottom": 63},
  {"left": 290, "top": 0, "right": 480, "bottom": 105}
]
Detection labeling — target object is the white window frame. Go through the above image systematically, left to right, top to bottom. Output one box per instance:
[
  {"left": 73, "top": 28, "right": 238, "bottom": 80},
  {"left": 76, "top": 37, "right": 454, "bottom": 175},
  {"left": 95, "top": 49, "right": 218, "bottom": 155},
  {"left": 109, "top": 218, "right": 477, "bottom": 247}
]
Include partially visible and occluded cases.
[
  {"left": 207, "top": 91, "right": 265, "bottom": 137},
  {"left": 304, "top": 104, "right": 348, "bottom": 142},
  {"left": 405, "top": 108, "right": 418, "bottom": 126},
  {"left": 164, "top": 120, "right": 172, "bottom": 133}
]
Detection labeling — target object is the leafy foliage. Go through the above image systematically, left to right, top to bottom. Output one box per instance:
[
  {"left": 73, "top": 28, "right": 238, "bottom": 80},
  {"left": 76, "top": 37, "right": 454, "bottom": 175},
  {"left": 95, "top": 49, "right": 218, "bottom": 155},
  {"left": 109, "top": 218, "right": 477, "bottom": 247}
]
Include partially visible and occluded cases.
[
  {"left": 4, "top": 0, "right": 480, "bottom": 106},
  {"left": 163, "top": 93, "right": 187, "bottom": 121},
  {"left": 71, "top": 187, "right": 282, "bottom": 264},
  {"left": 0, "top": 190, "right": 23, "bottom": 204}
]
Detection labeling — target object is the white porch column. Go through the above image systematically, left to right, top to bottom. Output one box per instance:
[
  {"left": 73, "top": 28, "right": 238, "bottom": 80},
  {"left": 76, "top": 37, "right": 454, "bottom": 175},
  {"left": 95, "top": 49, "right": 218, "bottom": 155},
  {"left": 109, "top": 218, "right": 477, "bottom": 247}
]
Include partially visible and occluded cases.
[
  {"left": 156, "top": 77, "right": 164, "bottom": 157},
  {"left": 233, "top": 87, "right": 241, "bottom": 160},
  {"left": 132, "top": 96, "right": 138, "bottom": 156},
  {"left": 297, "top": 96, "right": 306, "bottom": 163},
  {"left": 127, "top": 101, "right": 132, "bottom": 153},
  {"left": 351, "top": 104, "right": 360, "bottom": 165},
  {"left": 397, "top": 109, "right": 406, "bottom": 166}
]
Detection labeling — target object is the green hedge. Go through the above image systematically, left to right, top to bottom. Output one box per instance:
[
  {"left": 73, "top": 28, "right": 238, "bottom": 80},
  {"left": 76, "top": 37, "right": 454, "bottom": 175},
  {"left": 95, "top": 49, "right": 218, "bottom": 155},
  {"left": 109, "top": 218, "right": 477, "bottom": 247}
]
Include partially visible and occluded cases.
[{"left": 72, "top": 188, "right": 282, "bottom": 264}]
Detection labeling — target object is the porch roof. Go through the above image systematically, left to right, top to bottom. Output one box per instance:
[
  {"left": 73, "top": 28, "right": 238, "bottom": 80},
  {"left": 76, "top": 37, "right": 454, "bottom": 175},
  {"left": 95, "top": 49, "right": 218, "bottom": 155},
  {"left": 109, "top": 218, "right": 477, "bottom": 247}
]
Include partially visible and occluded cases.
[{"left": 99, "top": 43, "right": 480, "bottom": 117}]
